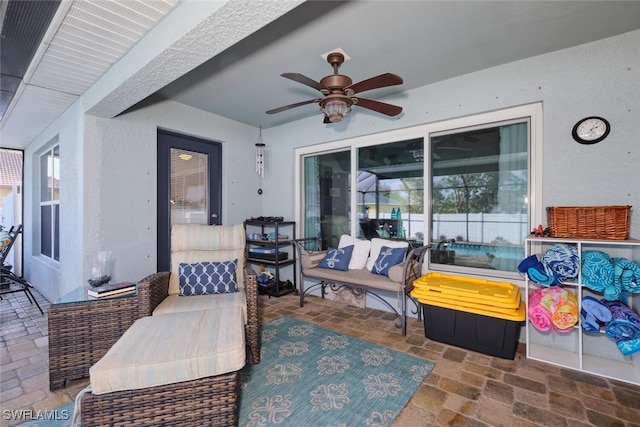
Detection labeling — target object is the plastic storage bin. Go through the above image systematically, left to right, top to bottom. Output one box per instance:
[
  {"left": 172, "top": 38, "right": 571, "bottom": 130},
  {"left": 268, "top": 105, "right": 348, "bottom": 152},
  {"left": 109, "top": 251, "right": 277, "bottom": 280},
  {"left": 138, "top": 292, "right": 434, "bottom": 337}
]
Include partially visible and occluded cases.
[{"left": 412, "top": 273, "right": 525, "bottom": 359}]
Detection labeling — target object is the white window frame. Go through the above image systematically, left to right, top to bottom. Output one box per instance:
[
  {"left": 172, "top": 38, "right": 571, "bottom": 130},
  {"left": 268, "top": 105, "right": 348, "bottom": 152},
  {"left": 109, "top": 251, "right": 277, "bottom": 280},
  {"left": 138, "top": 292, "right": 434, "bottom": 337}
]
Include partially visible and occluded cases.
[
  {"left": 294, "top": 102, "right": 543, "bottom": 281},
  {"left": 39, "top": 142, "right": 60, "bottom": 262}
]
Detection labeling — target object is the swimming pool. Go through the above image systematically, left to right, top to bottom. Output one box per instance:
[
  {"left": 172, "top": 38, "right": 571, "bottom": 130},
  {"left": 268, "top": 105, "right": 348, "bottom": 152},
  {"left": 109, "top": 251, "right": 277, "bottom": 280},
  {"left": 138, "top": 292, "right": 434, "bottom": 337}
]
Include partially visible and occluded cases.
[{"left": 431, "top": 241, "right": 524, "bottom": 271}]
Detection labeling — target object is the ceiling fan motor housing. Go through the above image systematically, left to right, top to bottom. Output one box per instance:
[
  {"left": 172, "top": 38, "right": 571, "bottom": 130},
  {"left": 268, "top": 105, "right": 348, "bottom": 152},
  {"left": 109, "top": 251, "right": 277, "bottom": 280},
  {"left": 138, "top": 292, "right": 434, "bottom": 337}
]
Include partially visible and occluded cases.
[{"left": 321, "top": 75, "right": 352, "bottom": 91}]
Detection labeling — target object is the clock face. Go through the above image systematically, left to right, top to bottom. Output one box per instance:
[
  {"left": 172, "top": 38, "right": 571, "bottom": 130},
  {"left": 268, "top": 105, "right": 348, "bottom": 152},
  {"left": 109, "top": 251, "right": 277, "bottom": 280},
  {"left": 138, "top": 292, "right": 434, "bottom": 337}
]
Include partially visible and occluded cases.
[{"left": 572, "top": 117, "right": 610, "bottom": 144}]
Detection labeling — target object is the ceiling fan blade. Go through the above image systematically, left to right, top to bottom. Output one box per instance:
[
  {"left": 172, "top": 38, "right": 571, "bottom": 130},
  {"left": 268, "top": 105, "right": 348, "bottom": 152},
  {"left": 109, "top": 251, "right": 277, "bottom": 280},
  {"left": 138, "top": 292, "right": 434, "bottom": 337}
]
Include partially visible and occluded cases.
[
  {"left": 281, "top": 73, "right": 325, "bottom": 92},
  {"left": 345, "top": 73, "right": 403, "bottom": 94},
  {"left": 354, "top": 98, "right": 403, "bottom": 117},
  {"left": 266, "top": 99, "right": 319, "bottom": 115},
  {"left": 323, "top": 115, "right": 330, "bottom": 124}
]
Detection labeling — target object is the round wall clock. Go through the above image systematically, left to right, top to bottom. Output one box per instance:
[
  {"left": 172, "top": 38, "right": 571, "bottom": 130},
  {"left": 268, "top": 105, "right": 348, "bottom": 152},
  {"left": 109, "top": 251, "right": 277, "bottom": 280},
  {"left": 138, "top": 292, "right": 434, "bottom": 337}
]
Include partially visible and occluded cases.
[{"left": 572, "top": 116, "right": 610, "bottom": 144}]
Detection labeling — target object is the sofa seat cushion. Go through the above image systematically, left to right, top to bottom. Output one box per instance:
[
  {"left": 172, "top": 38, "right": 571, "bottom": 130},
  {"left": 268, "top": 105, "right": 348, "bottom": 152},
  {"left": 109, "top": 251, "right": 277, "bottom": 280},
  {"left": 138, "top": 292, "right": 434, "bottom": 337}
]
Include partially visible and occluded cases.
[
  {"left": 301, "top": 266, "right": 402, "bottom": 293},
  {"left": 153, "top": 291, "right": 247, "bottom": 321},
  {"left": 89, "top": 307, "right": 245, "bottom": 395}
]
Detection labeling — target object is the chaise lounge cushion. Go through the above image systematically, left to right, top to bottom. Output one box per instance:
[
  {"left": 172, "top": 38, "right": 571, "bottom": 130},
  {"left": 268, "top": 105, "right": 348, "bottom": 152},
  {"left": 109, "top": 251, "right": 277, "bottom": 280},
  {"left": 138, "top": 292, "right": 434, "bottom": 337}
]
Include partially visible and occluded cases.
[
  {"left": 153, "top": 291, "right": 247, "bottom": 319},
  {"left": 89, "top": 307, "right": 245, "bottom": 395}
]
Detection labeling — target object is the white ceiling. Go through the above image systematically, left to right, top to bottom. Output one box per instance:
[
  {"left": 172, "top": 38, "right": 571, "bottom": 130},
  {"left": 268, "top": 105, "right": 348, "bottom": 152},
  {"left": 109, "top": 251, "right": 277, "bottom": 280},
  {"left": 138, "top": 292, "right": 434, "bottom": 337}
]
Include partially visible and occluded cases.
[{"left": 2, "top": 1, "right": 640, "bottom": 150}]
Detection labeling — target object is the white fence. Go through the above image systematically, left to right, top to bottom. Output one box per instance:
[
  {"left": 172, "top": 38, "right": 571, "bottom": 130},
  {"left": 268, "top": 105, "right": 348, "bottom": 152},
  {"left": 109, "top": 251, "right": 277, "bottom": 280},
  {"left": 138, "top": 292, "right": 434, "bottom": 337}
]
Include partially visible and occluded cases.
[
  {"left": 370, "top": 212, "right": 527, "bottom": 245},
  {"left": 432, "top": 212, "right": 527, "bottom": 245}
]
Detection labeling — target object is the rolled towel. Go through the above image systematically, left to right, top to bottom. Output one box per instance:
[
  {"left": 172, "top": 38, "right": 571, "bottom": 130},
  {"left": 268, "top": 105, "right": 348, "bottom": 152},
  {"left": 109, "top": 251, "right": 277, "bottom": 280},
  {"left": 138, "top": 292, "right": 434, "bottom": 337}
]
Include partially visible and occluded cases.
[
  {"left": 542, "top": 244, "right": 579, "bottom": 283},
  {"left": 581, "top": 251, "right": 614, "bottom": 293},
  {"left": 518, "top": 255, "right": 559, "bottom": 286},
  {"left": 611, "top": 257, "right": 640, "bottom": 294},
  {"left": 603, "top": 282, "right": 624, "bottom": 302},
  {"left": 539, "top": 286, "right": 570, "bottom": 313},
  {"left": 528, "top": 287, "right": 581, "bottom": 333},
  {"left": 528, "top": 288, "right": 553, "bottom": 332},
  {"left": 545, "top": 289, "right": 579, "bottom": 332},
  {"left": 580, "top": 296, "right": 612, "bottom": 333},
  {"left": 602, "top": 300, "right": 640, "bottom": 356}
]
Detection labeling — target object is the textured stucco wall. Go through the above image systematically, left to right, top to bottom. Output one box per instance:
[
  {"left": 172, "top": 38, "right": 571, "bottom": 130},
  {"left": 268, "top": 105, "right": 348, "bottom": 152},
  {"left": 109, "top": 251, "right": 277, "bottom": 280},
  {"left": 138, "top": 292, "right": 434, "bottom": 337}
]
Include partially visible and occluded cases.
[
  {"left": 263, "top": 30, "right": 640, "bottom": 238},
  {"left": 23, "top": 102, "right": 84, "bottom": 302}
]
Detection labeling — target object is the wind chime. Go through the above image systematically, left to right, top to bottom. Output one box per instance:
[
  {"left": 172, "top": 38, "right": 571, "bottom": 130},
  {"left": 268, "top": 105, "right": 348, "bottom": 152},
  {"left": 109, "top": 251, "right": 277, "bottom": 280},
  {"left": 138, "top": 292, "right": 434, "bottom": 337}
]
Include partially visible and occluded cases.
[{"left": 256, "top": 128, "right": 265, "bottom": 194}]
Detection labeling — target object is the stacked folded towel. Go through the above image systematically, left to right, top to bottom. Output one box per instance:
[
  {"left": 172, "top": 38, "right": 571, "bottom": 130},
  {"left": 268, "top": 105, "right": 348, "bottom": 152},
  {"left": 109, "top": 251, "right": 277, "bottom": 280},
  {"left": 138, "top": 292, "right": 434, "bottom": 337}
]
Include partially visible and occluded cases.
[
  {"left": 519, "top": 244, "right": 579, "bottom": 287},
  {"left": 528, "top": 287, "right": 579, "bottom": 333}
]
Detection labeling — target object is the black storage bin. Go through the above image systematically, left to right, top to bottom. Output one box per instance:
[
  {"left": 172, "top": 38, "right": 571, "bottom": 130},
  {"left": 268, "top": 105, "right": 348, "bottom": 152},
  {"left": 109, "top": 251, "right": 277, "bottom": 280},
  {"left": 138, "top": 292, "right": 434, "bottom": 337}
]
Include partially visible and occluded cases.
[{"left": 422, "top": 304, "right": 522, "bottom": 360}]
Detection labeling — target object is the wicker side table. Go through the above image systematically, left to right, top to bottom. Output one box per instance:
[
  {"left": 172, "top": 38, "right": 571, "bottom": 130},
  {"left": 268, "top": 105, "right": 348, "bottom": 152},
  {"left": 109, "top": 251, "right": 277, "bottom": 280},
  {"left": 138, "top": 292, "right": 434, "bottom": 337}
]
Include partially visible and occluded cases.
[{"left": 48, "top": 286, "right": 140, "bottom": 391}]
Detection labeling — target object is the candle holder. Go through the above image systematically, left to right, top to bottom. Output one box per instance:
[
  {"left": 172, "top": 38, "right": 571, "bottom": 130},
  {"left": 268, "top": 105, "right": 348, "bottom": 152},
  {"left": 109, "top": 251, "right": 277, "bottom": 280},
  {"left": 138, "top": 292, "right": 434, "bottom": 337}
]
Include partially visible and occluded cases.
[{"left": 87, "top": 251, "right": 113, "bottom": 287}]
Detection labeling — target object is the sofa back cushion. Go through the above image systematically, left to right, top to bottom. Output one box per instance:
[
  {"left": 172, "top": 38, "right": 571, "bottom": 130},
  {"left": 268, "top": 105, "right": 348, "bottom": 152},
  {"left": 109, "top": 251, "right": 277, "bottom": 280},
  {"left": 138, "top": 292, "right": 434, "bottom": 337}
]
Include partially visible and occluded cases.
[
  {"left": 170, "top": 224, "right": 246, "bottom": 295},
  {"left": 338, "top": 234, "right": 371, "bottom": 270},
  {"left": 366, "top": 238, "right": 409, "bottom": 272},
  {"left": 318, "top": 246, "right": 354, "bottom": 271},
  {"left": 371, "top": 246, "right": 406, "bottom": 276}
]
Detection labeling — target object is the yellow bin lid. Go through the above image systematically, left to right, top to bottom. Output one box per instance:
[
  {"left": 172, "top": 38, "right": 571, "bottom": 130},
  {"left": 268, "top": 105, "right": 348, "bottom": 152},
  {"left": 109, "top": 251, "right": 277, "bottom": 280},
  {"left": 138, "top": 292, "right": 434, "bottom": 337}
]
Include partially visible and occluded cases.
[
  {"left": 413, "top": 272, "right": 521, "bottom": 308},
  {"left": 411, "top": 289, "right": 522, "bottom": 317},
  {"left": 418, "top": 298, "right": 526, "bottom": 322}
]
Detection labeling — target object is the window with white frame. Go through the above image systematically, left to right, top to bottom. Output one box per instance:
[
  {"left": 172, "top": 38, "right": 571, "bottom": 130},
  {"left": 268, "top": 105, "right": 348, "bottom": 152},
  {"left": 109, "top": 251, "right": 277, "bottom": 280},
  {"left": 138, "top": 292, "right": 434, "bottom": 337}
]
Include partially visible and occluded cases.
[
  {"left": 296, "top": 103, "right": 542, "bottom": 280},
  {"left": 426, "top": 103, "right": 542, "bottom": 279},
  {"left": 429, "top": 120, "right": 529, "bottom": 273},
  {"left": 40, "top": 144, "right": 60, "bottom": 261}
]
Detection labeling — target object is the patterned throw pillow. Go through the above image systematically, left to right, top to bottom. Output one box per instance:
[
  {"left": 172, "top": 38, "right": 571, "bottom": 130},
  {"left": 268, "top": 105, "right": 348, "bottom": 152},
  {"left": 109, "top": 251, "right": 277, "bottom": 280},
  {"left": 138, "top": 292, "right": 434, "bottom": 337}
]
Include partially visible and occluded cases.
[
  {"left": 318, "top": 245, "right": 354, "bottom": 271},
  {"left": 371, "top": 246, "right": 406, "bottom": 276},
  {"left": 178, "top": 260, "right": 238, "bottom": 296}
]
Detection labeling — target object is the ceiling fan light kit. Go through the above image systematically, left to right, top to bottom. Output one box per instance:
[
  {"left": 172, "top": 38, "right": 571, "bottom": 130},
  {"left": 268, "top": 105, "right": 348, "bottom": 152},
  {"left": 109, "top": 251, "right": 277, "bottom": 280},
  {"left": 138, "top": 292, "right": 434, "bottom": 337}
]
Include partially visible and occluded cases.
[
  {"left": 266, "top": 52, "right": 403, "bottom": 124},
  {"left": 321, "top": 98, "right": 352, "bottom": 123}
]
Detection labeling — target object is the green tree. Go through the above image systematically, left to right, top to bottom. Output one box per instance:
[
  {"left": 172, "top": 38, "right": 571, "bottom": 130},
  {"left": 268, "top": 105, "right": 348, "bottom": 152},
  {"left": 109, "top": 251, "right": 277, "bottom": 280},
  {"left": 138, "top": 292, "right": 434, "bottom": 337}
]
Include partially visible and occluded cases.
[{"left": 433, "top": 172, "right": 499, "bottom": 214}]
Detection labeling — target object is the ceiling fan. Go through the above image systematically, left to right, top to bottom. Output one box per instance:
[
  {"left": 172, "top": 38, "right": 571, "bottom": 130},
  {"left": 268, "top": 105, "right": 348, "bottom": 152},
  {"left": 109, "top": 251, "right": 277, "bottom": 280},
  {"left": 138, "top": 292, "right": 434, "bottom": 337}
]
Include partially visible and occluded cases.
[{"left": 266, "top": 52, "right": 403, "bottom": 124}]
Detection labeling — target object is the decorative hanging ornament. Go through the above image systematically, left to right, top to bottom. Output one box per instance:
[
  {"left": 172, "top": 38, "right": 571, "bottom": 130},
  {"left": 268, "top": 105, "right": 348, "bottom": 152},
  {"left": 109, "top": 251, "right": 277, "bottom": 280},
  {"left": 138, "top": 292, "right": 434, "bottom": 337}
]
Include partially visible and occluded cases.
[{"left": 255, "top": 127, "right": 265, "bottom": 179}]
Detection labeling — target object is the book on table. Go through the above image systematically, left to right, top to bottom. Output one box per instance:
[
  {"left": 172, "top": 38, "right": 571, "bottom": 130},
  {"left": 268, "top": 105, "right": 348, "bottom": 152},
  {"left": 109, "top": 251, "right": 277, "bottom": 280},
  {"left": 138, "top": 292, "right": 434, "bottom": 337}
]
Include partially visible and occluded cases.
[{"left": 87, "top": 282, "right": 136, "bottom": 298}]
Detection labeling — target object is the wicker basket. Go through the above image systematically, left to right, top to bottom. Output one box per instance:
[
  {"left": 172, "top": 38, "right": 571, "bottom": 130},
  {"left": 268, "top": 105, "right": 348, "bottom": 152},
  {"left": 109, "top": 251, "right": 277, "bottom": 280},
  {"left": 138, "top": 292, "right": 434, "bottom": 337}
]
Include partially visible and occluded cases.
[{"left": 546, "top": 205, "right": 631, "bottom": 240}]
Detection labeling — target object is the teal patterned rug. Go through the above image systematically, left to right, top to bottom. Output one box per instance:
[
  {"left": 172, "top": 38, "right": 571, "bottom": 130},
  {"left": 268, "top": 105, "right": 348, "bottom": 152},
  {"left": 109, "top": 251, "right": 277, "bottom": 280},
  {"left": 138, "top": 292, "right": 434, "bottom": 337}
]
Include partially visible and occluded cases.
[
  {"left": 17, "top": 317, "right": 433, "bottom": 427},
  {"left": 238, "top": 317, "right": 434, "bottom": 426}
]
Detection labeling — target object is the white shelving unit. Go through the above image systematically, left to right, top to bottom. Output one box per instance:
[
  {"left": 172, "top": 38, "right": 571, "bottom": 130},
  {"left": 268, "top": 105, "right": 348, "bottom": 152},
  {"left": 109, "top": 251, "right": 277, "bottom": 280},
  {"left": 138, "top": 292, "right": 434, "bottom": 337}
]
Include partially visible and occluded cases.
[{"left": 524, "top": 236, "right": 640, "bottom": 385}]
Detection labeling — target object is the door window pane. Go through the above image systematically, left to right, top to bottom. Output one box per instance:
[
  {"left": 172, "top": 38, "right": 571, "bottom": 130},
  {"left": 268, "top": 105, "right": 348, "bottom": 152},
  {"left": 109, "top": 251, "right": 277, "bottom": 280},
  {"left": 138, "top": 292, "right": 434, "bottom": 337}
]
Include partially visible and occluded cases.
[
  {"left": 430, "top": 122, "right": 528, "bottom": 271},
  {"left": 170, "top": 148, "right": 208, "bottom": 224}
]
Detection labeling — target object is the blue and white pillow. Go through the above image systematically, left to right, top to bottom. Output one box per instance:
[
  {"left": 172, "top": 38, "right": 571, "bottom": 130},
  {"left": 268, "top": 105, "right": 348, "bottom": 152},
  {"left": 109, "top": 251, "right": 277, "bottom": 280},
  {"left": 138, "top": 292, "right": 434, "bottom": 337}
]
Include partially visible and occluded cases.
[
  {"left": 318, "top": 245, "right": 354, "bottom": 271},
  {"left": 371, "top": 246, "right": 406, "bottom": 276},
  {"left": 178, "top": 260, "right": 238, "bottom": 296}
]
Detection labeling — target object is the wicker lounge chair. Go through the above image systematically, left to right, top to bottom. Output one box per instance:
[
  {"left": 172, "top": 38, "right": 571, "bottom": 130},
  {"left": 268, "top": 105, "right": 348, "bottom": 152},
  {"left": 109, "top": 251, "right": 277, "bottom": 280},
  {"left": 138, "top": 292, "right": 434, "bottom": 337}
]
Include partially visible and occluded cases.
[
  {"left": 137, "top": 224, "right": 260, "bottom": 364},
  {"left": 77, "top": 307, "right": 245, "bottom": 426}
]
